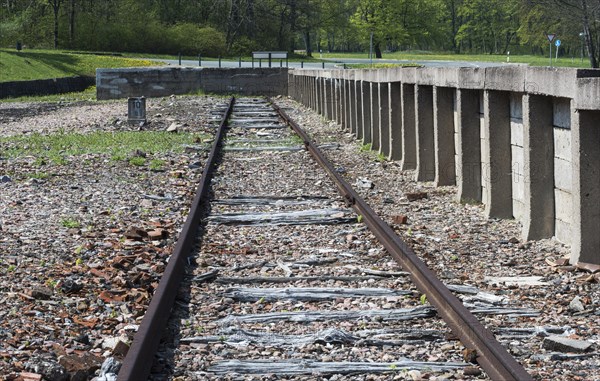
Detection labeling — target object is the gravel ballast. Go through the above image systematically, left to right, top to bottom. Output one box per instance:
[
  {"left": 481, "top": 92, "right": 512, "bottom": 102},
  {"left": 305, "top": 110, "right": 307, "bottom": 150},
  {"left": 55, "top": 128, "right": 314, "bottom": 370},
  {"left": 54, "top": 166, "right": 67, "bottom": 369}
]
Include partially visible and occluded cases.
[{"left": 0, "top": 95, "right": 598, "bottom": 381}]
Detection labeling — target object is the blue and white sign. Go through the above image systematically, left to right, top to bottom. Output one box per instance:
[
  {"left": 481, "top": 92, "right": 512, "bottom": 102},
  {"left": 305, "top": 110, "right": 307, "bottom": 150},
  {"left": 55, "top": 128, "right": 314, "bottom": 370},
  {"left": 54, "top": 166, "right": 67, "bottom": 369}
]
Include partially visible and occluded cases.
[{"left": 555, "top": 39, "right": 561, "bottom": 47}]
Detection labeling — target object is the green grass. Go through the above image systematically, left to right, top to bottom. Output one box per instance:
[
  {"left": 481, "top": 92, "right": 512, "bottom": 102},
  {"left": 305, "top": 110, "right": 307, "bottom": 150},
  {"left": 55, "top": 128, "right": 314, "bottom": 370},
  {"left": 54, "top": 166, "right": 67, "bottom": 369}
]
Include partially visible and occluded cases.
[
  {"left": 0, "top": 48, "right": 159, "bottom": 82},
  {"left": 324, "top": 51, "right": 592, "bottom": 68},
  {"left": 346, "top": 63, "right": 421, "bottom": 69},
  {"left": 0, "top": 130, "right": 208, "bottom": 161}
]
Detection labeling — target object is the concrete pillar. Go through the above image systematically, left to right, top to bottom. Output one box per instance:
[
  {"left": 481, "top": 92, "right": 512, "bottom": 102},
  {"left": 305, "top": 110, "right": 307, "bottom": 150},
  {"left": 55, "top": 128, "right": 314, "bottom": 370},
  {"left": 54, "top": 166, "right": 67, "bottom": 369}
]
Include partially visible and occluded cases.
[
  {"left": 312, "top": 77, "right": 317, "bottom": 110},
  {"left": 316, "top": 77, "right": 323, "bottom": 115},
  {"left": 325, "top": 79, "right": 334, "bottom": 120},
  {"left": 331, "top": 79, "right": 338, "bottom": 122},
  {"left": 335, "top": 79, "right": 341, "bottom": 124},
  {"left": 339, "top": 79, "right": 348, "bottom": 128},
  {"left": 344, "top": 79, "right": 351, "bottom": 131},
  {"left": 348, "top": 79, "right": 356, "bottom": 135},
  {"left": 354, "top": 80, "right": 363, "bottom": 140},
  {"left": 361, "top": 81, "right": 372, "bottom": 144},
  {"left": 371, "top": 82, "right": 380, "bottom": 150},
  {"left": 389, "top": 82, "right": 402, "bottom": 161},
  {"left": 379, "top": 83, "right": 391, "bottom": 157},
  {"left": 401, "top": 83, "right": 416, "bottom": 170},
  {"left": 415, "top": 85, "right": 435, "bottom": 182},
  {"left": 433, "top": 87, "right": 456, "bottom": 186},
  {"left": 455, "top": 89, "right": 482, "bottom": 203},
  {"left": 483, "top": 90, "right": 513, "bottom": 219},
  {"left": 521, "top": 94, "right": 555, "bottom": 241},
  {"left": 571, "top": 109, "right": 600, "bottom": 264}
]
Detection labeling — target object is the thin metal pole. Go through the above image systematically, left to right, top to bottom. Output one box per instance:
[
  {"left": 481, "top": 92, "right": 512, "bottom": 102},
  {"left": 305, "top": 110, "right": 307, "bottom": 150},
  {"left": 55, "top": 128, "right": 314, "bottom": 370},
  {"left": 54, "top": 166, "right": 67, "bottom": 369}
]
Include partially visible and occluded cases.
[{"left": 370, "top": 32, "right": 373, "bottom": 67}]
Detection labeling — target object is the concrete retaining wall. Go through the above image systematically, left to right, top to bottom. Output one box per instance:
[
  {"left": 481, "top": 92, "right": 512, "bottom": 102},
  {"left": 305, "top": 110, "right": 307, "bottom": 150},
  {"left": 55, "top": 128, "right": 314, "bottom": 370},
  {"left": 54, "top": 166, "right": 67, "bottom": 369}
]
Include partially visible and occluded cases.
[
  {"left": 288, "top": 66, "right": 600, "bottom": 265},
  {"left": 96, "top": 67, "right": 288, "bottom": 100},
  {"left": 0, "top": 76, "right": 95, "bottom": 99}
]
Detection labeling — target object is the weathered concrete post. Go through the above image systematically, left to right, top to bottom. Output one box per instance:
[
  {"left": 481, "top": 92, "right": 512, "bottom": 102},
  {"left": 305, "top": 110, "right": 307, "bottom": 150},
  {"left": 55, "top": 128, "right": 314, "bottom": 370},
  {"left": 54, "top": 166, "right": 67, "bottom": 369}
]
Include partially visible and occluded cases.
[
  {"left": 347, "top": 76, "right": 356, "bottom": 135},
  {"left": 316, "top": 77, "right": 323, "bottom": 115},
  {"left": 323, "top": 77, "right": 331, "bottom": 119},
  {"left": 326, "top": 78, "right": 334, "bottom": 121},
  {"left": 339, "top": 79, "right": 348, "bottom": 129},
  {"left": 344, "top": 79, "right": 356, "bottom": 133},
  {"left": 354, "top": 79, "right": 363, "bottom": 140},
  {"left": 361, "top": 81, "right": 372, "bottom": 144},
  {"left": 371, "top": 81, "right": 380, "bottom": 150},
  {"left": 379, "top": 82, "right": 391, "bottom": 157},
  {"left": 389, "top": 82, "right": 402, "bottom": 161},
  {"left": 401, "top": 83, "right": 417, "bottom": 170},
  {"left": 415, "top": 85, "right": 435, "bottom": 182},
  {"left": 433, "top": 86, "right": 456, "bottom": 186},
  {"left": 455, "top": 89, "right": 482, "bottom": 203},
  {"left": 483, "top": 90, "right": 513, "bottom": 219},
  {"left": 522, "top": 94, "right": 555, "bottom": 240},
  {"left": 571, "top": 108, "right": 600, "bottom": 264}
]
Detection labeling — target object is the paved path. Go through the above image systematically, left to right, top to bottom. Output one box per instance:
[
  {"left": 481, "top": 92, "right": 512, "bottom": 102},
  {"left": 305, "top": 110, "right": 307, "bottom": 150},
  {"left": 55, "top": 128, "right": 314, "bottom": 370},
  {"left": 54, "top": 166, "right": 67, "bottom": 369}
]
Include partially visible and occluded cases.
[{"left": 154, "top": 57, "right": 509, "bottom": 69}]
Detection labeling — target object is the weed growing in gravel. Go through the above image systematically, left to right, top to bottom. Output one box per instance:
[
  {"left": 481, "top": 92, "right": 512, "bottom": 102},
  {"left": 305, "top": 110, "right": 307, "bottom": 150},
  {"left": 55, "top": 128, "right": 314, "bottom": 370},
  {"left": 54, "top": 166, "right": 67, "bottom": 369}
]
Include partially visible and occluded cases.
[
  {"left": 0, "top": 131, "right": 207, "bottom": 162},
  {"left": 359, "top": 143, "right": 372, "bottom": 152},
  {"left": 377, "top": 152, "right": 387, "bottom": 162},
  {"left": 129, "top": 157, "right": 146, "bottom": 166},
  {"left": 149, "top": 159, "right": 166, "bottom": 171},
  {"left": 28, "top": 172, "right": 49, "bottom": 180},
  {"left": 61, "top": 218, "right": 80, "bottom": 228},
  {"left": 420, "top": 294, "right": 428, "bottom": 305}
]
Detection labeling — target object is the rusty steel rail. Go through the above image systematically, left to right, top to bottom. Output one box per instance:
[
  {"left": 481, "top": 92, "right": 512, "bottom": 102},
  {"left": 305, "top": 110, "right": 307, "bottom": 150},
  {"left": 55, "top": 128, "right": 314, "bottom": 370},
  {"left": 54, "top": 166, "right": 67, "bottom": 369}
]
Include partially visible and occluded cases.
[
  {"left": 118, "top": 97, "right": 236, "bottom": 381},
  {"left": 270, "top": 100, "right": 533, "bottom": 381}
]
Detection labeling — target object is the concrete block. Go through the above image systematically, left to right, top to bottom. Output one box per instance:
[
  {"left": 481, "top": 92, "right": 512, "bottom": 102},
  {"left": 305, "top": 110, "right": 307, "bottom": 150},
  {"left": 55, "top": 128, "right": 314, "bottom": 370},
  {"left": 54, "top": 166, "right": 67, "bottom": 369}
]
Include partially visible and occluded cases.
[
  {"left": 484, "top": 66, "right": 526, "bottom": 92},
  {"left": 401, "top": 67, "right": 417, "bottom": 84},
  {"left": 415, "top": 67, "right": 437, "bottom": 86},
  {"left": 434, "top": 67, "right": 459, "bottom": 88},
  {"left": 458, "top": 67, "right": 485, "bottom": 89},
  {"left": 525, "top": 67, "right": 578, "bottom": 98},
  {"left": 576, "top": 78, "right": 600, "bottom": 110},
  {"left": 389, "top": 82, "right": 403, "bottom": 161},
  {"left": 401, "top": 83, "right": 417, "bottom": 170},
  {"left": 415, "top": 85, "right": 435, "bottom": 181},
  {"left": 434, "top": 86, "right": 456, "bottom": 186},
  {"left": 483, "top": 90, "right": 513, "bottom": 219},
  {"left": 510, "top": 93, "right": 523, "bottom": 119},
  {"left": 521, "top": 94, "right": 555, "bottom": 241},
  {"left": 553, "top": 98, "right": 571, "bottom": 128},
  {"left": 571, "top": 109, "right": 600, "bottom": 264},
  {"left": 511, "top": 121, "right": 524, "bottom": 147},
  {"left": 553, "top": 127, "right": 572, "bottom": 161},
  {"left": 511, "top": 145, "right": 524, "bottom": 174},
  {"left": 554, "top": 157, "right": 572, "bottom": 192},
  {"left": 512, "top": 171, "right": 525, "bottom": 202},
  {"left": 555, "top": 188, "right": 573, "bottom": 223},
  {"left": 513, "top": 199, "right": 524, "bottom": 221},
  {"left": 555, "top": 218, "right": 572, "bottom": 245},
  {"left": 542, "top": 336, "right": 592, "bottom": 353}
]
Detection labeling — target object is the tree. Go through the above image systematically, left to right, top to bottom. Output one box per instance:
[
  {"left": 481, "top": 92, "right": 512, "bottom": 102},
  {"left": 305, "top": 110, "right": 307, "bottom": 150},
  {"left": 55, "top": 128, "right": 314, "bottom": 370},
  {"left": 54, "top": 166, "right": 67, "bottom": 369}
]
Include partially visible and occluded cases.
[
  {"left": 48, "top": 0, "right": 62, "bottom": 48},
  {"left": 523, "top": 0, "right": 600, "bottom": 67}
]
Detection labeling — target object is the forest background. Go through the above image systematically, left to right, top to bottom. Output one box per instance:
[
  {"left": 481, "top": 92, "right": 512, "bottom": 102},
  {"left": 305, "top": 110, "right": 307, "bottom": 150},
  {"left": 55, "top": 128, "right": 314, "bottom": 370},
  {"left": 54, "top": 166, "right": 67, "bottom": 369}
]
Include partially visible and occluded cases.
[{"left": 1, "top": 0, "right": 599, "bottom": 68}]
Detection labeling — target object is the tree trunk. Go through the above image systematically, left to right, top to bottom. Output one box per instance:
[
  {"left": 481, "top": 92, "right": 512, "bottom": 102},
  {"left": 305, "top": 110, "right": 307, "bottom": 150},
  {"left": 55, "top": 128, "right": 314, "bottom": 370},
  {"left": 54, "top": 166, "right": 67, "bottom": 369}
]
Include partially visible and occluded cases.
[
  {"left": 49, "top": 0, "right": 61, "bottom": 49},
  {"left": 69, "top": 0, "right": 75, "bottom": 47},
  {"left": 581, "top": 0, "right": 598, "bottom": 67},
  {"left": 304, "top": 30, "right": 312, "bottom": 57},
  {"left": 375, "top": 42, "right": 382, "bottom": 58}
]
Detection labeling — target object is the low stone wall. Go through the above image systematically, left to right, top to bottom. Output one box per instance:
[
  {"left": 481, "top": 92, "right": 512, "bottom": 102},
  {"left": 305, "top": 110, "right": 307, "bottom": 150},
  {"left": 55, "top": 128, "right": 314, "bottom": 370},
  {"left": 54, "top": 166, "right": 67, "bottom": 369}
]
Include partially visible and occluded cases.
[
  {"left": 288, "top": 66, "right": 600, "bottom": 265},
  {"left": 96, "top": 67, "right": 288, "bottom": 100},
  {"left": 0, "top": 76, "right": 95, "bottom": 99}
]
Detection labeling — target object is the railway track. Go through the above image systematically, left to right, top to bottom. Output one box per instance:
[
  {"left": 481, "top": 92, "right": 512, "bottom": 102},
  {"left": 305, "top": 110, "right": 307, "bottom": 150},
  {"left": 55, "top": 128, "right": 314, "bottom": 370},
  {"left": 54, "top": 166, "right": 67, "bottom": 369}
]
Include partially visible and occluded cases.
[{"left": 115, "top": 97, "right": 539, "bottom": 381}]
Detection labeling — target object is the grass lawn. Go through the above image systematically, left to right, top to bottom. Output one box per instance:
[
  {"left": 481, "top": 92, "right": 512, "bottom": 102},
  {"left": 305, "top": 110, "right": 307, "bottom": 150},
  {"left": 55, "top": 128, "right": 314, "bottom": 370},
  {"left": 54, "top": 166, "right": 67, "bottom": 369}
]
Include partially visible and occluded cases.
[
  {"left": 0, "top": 48, "right": 158, "bottom": 82},
  {"left": 324, "top": 51, "right": 592, "bottom": 68}
]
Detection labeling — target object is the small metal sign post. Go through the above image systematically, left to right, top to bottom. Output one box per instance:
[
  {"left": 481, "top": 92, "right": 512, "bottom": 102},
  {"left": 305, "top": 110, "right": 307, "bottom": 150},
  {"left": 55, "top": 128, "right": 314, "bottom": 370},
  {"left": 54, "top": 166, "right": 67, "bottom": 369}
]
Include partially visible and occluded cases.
[
  {"left": 547, "top": 33, "right": 556, "bottom": 67},
  {"left": 555, "top": 39, "right": 561, "bottom": 61},
  {"left": 128, "top": 97, "right": 146, "bottom": 125}
]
